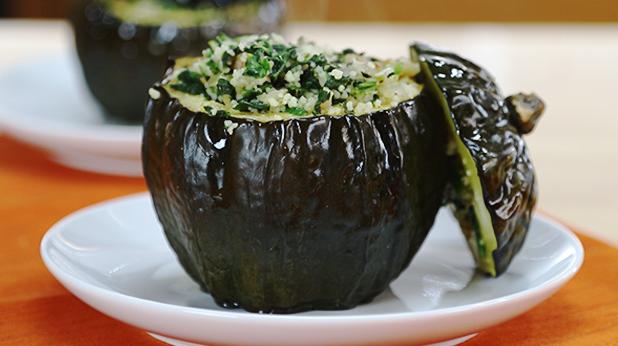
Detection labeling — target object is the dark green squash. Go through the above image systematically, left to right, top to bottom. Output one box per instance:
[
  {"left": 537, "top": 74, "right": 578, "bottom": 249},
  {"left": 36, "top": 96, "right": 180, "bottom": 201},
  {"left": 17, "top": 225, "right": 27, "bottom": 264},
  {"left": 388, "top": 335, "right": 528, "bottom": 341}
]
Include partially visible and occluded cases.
[
  {"left": 70, "top": 0, "right": 283, "bottom": 123},
  {"left": 411, "top": 43, "right": 545, "bottom": 277},
  {"left": 142, "top": 83, "right": 448, "bottom": 313}
]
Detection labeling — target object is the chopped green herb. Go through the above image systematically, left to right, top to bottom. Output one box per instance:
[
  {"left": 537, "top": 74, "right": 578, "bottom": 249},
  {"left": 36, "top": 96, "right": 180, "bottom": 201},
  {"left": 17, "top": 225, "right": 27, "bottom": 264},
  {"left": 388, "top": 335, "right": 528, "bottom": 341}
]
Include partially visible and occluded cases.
[
  {"left": 215, "top": 33, "right": 230, "bottom": 45},
  {"left": 273, "top": 44, "right": 287, "bottom": 52},
  {"left": 222, "top": 51, "right": 233, "bottom": 67},
  {"left": 244, "top": 54, "right": 270, "bottom": 78},
  {"left": 308, "top": 54, "right": 327, "bottom": 67},
  {"left": 270, "top": 55, "right": 287, "bottom": 80},
  {"left": 206, "top": 59, "right": 220, "bottom": 75},
  {"left": 172, "top": 70, "right": 207, "bottom": 95},
  {"left": 178, "top": 70, "right": 202, "bottom": 83},
  {"left": 300, "top": 70, "right": 321, "bottom": 91},
  {"left": 325, "top": 76, "right": 350, "bottom": 90},
  {"left": 216, "top": 78, "right": 236, "bottom": 98},
  {"left": 356, "top": 81, "right": 377, "bottom": 91},
  {"left": 170, "top": 82, "right": 205, "bottom": 96},
  {"left": 287, "top": 85, "right": 303, "bottom": 98},
  {"left": 235, "top": 89, "right": 269, "bottom": 112},
  {"left": 240, "top": 89, "right": 261, "bottom": 100},
  {"left": 315, "top": 89, "right": 329, "bottom": 113},
  {"left": 332, "top": 98, "right": 346, "bottom": 105},
  {"left": 236, "top": 99, "right": 269, "bottom": 112},
  {"left": 204, "top": 106, "right": 230, "bottom": 117},
  {"left": 285, "top": 107, "right": 307, "bottom": 116}
]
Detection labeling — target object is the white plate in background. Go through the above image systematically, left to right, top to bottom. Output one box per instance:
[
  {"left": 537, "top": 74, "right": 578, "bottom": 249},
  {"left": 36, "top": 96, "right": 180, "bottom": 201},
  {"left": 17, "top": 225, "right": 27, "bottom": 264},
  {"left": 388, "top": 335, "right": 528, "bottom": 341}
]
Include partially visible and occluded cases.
[
  {"left": 0, "top": 55, "right": 142, "bottom": 176},
  {"left": 41, "top": 193, "right": 584, "bottom": 346}
]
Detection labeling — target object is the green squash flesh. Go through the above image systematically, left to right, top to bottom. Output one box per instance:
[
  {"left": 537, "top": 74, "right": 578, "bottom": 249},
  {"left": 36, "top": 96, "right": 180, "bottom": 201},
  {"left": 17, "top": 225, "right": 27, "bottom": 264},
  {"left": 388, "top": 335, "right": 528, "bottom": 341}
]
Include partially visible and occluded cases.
[{"left": 411, "top": 43, "right": 544, "bottom": 277}]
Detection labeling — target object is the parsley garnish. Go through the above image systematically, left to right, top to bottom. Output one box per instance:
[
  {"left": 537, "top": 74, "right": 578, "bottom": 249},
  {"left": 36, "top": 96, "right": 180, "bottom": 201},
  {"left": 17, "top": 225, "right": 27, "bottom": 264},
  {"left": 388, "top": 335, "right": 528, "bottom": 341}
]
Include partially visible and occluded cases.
[
  {"left": 244, "top": 54, "right": 270, "bottom": 78},
  {"left": 206, "top": 59, "right": 220, "bottom": 75},
  {"left": 171, "top": 70, "right": 206, "bottom": 96},
  {"left": 216, "top": 78, "right": 236, "bottom": 99},
  {"left": 356, "top": 81, "right": 377, "bottom": 91},
  {"left": 315, "top": 89, "right": 330, "bottom": 113},
  {"left": 236, "top": 99, "right": 269, "bottom": 112},
  {"left": 285, "top": 107, "right": 307, "bottom": 116}
]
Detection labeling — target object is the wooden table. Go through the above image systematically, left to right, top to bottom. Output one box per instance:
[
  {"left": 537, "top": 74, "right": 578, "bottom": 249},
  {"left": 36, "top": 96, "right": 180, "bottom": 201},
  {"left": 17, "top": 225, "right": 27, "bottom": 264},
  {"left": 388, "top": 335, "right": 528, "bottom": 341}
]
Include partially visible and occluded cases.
[{"left": 1, "top": 21, "right": 617, "bottom": 345}]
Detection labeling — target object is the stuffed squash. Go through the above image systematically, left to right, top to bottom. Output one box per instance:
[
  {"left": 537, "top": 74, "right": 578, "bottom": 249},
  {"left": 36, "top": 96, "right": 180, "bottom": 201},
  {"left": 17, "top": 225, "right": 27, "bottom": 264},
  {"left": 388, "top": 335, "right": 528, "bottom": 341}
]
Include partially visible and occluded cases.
[
  {"left": 143, "top": 34, "right": 448, "bottom": 313},
  {"left": 143, "top": 34, "right": 544, "bottom": 313}
]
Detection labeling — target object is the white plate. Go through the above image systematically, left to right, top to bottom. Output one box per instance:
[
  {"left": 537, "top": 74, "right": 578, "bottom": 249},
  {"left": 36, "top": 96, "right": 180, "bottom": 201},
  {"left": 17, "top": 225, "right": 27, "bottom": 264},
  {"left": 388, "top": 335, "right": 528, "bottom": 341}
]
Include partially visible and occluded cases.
[
  {"left": 0, "top": 55, "right": 142, "bottom": 176},
  {"left": 41, "top": 193, "right": 583, "bottom": 346}
]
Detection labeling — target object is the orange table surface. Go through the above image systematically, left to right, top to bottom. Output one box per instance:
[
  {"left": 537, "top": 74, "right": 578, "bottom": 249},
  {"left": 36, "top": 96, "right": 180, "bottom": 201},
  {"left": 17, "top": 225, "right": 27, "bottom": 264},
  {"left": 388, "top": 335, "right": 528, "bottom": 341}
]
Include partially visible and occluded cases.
[{"left": 1, "top": 135, "right": 617, "bottom": 345}]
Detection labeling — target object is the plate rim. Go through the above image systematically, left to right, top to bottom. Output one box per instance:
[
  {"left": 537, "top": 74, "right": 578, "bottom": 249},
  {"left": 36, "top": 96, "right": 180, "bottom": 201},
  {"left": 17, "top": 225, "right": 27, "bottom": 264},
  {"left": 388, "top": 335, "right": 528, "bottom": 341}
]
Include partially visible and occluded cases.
[{"left": 40, "top": 192, "right": 585, "bottom": 323}]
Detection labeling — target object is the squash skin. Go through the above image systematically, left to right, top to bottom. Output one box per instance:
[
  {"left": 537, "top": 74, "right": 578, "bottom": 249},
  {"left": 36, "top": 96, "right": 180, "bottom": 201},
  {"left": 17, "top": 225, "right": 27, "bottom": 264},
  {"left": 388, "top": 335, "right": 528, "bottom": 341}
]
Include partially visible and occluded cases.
[
  {"left": 70, "top": 0, "right": 283, "bottom": 123},
  {"left": 412, "top": 44, "right": 542, "bottom": 276},
  {"left": 142, "top": 86, "right": 448, "bottom": 313}
]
